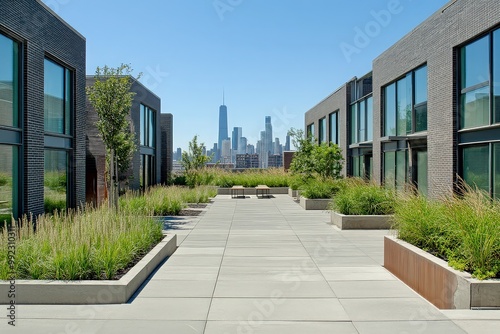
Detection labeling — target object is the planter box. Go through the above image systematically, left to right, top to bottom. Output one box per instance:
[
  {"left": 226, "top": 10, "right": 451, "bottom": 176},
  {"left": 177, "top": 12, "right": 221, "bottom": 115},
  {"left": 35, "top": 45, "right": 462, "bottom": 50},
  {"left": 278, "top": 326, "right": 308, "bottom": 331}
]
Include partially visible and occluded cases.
[
  {"left": 217, "top": 187, "right": 288, "bottom": 195},
  {"left": 288, "top": 188, "right": 300, "bottom": 198},
  {"left": 299, "top": 197, "right": 331, "bottom": 210},
  {"left": 331, "top": 211, "right": 393, "bottom": 230},
  {"left": 0, "top": 234, "right": 177, "bottom": 305},
  {"left": 384, "top": 236, "right": 500, "bottom": 309}
]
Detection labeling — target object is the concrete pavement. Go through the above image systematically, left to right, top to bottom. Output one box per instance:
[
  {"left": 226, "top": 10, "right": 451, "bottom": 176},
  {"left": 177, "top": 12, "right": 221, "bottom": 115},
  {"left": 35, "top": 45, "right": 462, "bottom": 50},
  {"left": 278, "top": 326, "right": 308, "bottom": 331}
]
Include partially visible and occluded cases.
[{"left": 1, "top": 195, "right": 499, "bottom": 333}]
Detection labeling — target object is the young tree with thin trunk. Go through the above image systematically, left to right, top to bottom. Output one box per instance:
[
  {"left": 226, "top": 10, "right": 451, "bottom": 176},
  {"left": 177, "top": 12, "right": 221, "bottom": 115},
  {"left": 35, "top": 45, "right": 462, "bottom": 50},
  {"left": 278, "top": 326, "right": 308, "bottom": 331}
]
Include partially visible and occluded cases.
[{"left": 86, "top": 64, "right": 138, "bottom": 209}]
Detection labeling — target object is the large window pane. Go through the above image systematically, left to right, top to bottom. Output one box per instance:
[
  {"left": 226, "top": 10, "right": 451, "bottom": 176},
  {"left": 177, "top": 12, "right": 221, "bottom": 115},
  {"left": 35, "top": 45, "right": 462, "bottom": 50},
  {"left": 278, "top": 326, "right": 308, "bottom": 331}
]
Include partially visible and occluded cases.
[
  {"left": 494, "top": 30, "right": 500, "bottom": 123},
  {"left": 0, "top": 34, "right": 19, "bottom": 128},
  {"left": 461, "top": 35, "right": 490, "bottom": 89},
  {"left": 44, "top": 60, "right": 65, "bottom": 133},
  {"left": 414, "top": 66, "right": 428, "bottom": 105},
  {"left": 397, "top": 77, "right": 411, "bottom": 136},
  {"left": 384, "top": 84, "right": 396, "bottom": 136},
  {"left": 461, "top": 86, "right": 490, "bottom": 129},
  {"left": 366, "top": 97, "right": 373, "bottom": 141},
  {"left": 359, "top": 100, "right": 366, "bottom": 142},
  {"left": 415, "top": 103, "right": 428, "bottom": 132},
  {"left": 350, "top": 104, "right": 357, "bottom": 144},
  {"left": 140, "top": 105, "right": 146, "bottom": 145},
  {"left": 148, "top": 107, "right": 155, "bottom": 147},
  {"left": 329, "top": 112, "right": 338, "bottom": 145},
  {"left": 319, "top": 118, "right": 326, "bottom": 144},
  {"left": 307, "top": 123, "right": 314, "bottom": 139},
  {"left": 494, "top": 143, "right": 500, "bottom": 199},
  {"left": 0, "top": 145, "right": 18, "bottom": 222},
  {"left": 462, "top": 145, "right": 489, "bottom": 193},
  {"left": 44, "top": 150, "right": 67, "bottom": 213},
  {"left": 396, "top": 150, "right": 407, "bottom": 191},
  {"left": 417, "top": 150, "right": 428, "bottom": 196},
  {"left": 384, "top": 152, "right": 395, "bottom": 188},
  {"left": 352, "top": 156, "right": 360, "bottom": 178}
]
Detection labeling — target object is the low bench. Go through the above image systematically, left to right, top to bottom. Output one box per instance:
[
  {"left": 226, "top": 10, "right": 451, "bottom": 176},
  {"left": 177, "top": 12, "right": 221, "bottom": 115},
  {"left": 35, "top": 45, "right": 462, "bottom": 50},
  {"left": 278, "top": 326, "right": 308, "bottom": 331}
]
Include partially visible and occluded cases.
[
  {"left": 230, "top": 185, "right": 245, "bottom": 198},
  {"left": 255, "top": 185, "right": 270, "bottom": 198}
]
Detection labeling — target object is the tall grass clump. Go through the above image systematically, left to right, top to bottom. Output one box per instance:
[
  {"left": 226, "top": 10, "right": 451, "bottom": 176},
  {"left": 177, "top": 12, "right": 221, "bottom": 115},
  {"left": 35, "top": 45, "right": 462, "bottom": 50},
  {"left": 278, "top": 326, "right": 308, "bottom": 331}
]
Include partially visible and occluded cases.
[
  {"left": 300, "top": 178, "right": 345, "bottom": 199},
  {"left": 331, "top": 180, "right": 395, "bottom": 215},
  {"left": 120, "top": 185, "right": 216, "bottom": 216},
  {"left": 393, "top": 185, "right": 500, "bottom": 280},
  {"left": 0, "top": 205, "right": 163, "bottom": 280}
]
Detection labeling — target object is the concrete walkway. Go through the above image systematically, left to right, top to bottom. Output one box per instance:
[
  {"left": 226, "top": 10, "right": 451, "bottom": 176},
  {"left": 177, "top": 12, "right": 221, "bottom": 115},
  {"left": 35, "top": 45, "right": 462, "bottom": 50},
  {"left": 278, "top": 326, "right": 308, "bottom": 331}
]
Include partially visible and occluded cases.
[{"left": 2, "top": 195, "right": 499, "bottom": 333}]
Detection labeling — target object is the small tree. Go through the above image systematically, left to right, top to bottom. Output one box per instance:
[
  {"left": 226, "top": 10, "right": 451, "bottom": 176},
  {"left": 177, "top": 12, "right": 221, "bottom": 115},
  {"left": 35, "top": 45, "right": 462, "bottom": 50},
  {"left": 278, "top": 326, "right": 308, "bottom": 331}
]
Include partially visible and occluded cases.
[
  {"left": 86, "top": 64, "right": 138, "bottom": 209},
  {"left": 288, "top": 128, "right": 315, "bottom": 179},
  {"left": 181, "top": 135, "right": 212, "bottom": 187}
]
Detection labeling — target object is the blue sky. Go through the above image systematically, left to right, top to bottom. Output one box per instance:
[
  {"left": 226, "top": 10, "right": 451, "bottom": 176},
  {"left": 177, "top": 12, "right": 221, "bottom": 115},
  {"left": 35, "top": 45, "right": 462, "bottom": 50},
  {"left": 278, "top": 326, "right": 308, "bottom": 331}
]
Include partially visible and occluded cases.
[{"left": 43, "top": 0, "right": 449, "bottom": 151}]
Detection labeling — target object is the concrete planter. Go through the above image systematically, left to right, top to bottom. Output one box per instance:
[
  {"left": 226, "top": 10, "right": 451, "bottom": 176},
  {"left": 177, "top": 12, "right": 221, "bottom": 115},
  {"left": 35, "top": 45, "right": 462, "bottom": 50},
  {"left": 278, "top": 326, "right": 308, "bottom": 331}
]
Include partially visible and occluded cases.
[
  {"left": 217, "top": 187, "right": 289, "bottom": 195},
  {"left": 288, "top": 188, "right": 300, "bottom": 198},
  {"left": 299, "top": 197, "right": 331, "bottom": 210},
  {"left": 331, "top": 211, "right": 393, "bottom": 230},
  {"left": 0, "top": 234, "right": 177, "bottom": 305},
  {"left": 384, "top": 235, "right": 500, "bottom": 309}
]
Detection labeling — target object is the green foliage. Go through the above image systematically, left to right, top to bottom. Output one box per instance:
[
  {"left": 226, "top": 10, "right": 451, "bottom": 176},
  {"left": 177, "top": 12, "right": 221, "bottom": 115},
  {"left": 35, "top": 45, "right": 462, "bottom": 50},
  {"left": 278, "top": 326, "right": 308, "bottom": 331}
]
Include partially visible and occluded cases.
[
  {"left": 86, "top": 64, "right": 137, "bottom": 174},
  {"left": 288, "top": 128, "right": 344, "bottom": 180},
  {"left": 182, "top": 136, "right": 213, "bottom": 187},
  {"left": 44, "top": 171, "right": 67, "bottom": 192},
  {"left": 0, "top": 173, "right": 9, "bottom": 187},
  {"left": 300, "top": 178, "right": 344, "bottom": 199},
  {"left": 332, "top": 180, "right": 396, "bottom": 215},
  {"left": 120, "top": 185, "right": 216, "bottom": 216},
  {"left": 393, "top": 185, "right": 500, "bottom": 280},
  {"left": 44, "top": 194, "right": 66, "bottom": 214},
  {"left": 0, "top": 205, "right": 163, "bottom": 280}
]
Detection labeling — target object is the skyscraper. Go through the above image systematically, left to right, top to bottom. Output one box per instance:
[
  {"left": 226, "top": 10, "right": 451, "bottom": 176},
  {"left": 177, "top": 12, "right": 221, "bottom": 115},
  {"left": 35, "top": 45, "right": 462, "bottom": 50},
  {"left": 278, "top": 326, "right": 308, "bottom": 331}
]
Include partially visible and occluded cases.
[
  {"left": 218, "top": 93, "right": 228, "bottom": 162},
  {"left": 265, "top": 116, "right": 273, "bottom": 156},
  {"left": 232, "top": 127, "right": 242, "bottom": 162},
  {"left": 285, "top": 135, "right": 291, "bottom": 151}
]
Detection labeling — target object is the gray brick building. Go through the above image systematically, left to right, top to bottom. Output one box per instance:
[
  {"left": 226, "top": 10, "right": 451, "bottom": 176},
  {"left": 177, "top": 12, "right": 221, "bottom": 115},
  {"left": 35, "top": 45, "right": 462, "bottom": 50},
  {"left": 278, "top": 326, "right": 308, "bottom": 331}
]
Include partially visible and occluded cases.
[
  {"left": 0, "top": 0, "right": 86, "bottom": 220},
  {"left": 305, "top": 0, "right": 500, "bottom": 198},
  {"left": 86, "top": 77, "right": 165, "bottom": 205}
]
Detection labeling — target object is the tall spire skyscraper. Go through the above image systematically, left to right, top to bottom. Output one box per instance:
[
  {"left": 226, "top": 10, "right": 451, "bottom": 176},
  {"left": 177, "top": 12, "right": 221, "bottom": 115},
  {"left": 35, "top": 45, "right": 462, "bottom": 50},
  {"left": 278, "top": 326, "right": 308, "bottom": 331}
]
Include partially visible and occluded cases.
[{"left": 217, "top": 92, "right": 228, "bottom": 162}]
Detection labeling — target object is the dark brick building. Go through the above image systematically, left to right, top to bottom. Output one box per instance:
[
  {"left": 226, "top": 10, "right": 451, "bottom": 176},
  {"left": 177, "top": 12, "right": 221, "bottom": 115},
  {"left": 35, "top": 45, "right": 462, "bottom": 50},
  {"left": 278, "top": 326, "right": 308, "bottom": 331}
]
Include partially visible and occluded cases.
[
  {"left": 0, "top": 0, "right": 86, "bottom": 220},
  {"left": 305, "top": 0, "right": 500, "bottom": 199},
  {"left": 86, "top": 77, "right": 164, "bottom": 205}
]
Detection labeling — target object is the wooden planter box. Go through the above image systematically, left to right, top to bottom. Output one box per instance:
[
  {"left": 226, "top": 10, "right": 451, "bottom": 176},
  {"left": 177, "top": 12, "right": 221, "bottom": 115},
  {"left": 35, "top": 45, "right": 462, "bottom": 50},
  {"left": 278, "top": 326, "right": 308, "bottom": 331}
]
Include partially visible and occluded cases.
[
  {"left": 299, "top": 197, "right": 331, "bottom": 210},
  {"left": 330, "top": 211, "right": 393, "bottom": 230},
  {"left": 384, "top": 236, "right": 500, "bottom": 309}
]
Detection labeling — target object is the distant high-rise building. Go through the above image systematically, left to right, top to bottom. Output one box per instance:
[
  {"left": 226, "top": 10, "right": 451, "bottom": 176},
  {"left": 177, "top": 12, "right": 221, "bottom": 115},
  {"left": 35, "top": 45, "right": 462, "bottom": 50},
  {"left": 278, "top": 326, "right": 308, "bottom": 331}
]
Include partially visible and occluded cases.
[
  {"left": 218, "top": 93, "right": 228, "bottom": 161},
  {"left": 265, "top": 116, "right": 273, "bottom": 156},
  {"left": 232, "top": 127, "right": 242, "bottom": 162},
  {"left": 259, "top": 130, "right": 267, "bottom": 168},
  {"left": 285, "top": 135, "right": 291, "bottom": 151},
  {"left": 239, "top": 137, "right": 247, "bottom": 154},
  {"left": 274, "top": 137, "right": 281, "bottom": 155},
  {"left": 221, "top": 138, "right": 231, "bottom": 163},
  {"left": 211, "top": 143, "right": 218, "bottom": 163},
  {"left": 247, "top": 144, "right": 255, "bottom": 155},
  {"left": 175, "top": 147, "right": 182, "bottom": 161},
  {"left": 268, "top": 154, "right": 283, "bottom": 168}
]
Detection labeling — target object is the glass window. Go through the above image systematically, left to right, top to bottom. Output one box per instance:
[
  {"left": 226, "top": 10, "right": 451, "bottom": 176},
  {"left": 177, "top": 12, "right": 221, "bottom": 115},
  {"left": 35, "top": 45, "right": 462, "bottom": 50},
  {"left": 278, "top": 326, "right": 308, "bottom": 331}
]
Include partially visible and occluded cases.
[
  {"left": 494, "top": 30, "right": 500, "bottom": 124},
  {"left": 0, "top": 33, "right": 19, "bottom": 128},
  {"left": 461, "top": 35, "right": 490, "bottom": 89},
  {"left": 44, "top": 59, "right": 71, "bottom": 135},
  {"left": 414, "top": 66, "right": 428, "bottom": 105},
  {"left": 384, "top": 83, "right": 396, "bottom": 136},
  {"left": 461, "top": 86, "right": 490, "bottom": 128},
  {"left": 366, "top": 97, "right": 373, "bottom": 141},
  {"left": 359, "top": 100, "right": 366, "bottom": 142},
  {"left": 415, "top": 103, "right": 428, "bottom": 133},
  {"left": 350, "top": 104, "right": 357, "bottom": 144},
  {"left": 140, "top": 105, "right": 145, "bottom": 146},
  {"left": 148, "top": 107, "right": 155, "bottom": 147},
  {"left": 329, "top": 112, "right": 338, "bottom": 145},
  {"left": 319, "top": 117, "right": 326, "bottom": 144},
  {"left": 307, "top": 123, "right": 314, "bottom": 140},
  {"left": 494, "top": 143, "right": 500, "bottom": 199},
  {"left": 0, "top": 145, "right": 19, "bottom": 222},
  {"left": 462, "top": 145, "right": 489, "bottom": 193},
  {"left": 44, "top": 150, "right": 67, "bottom": 213},
  {"left": 396, "top": 150, "right": 407, "bottom": 191},
  {"left": 417, "top": 150, "right": 428, "bottom": 196},
  {"left": 384, "top": 152, "right": 395, "bottom": 188},
  {"left": 352, "top": 156, "right": 360, "bottom": 178}
]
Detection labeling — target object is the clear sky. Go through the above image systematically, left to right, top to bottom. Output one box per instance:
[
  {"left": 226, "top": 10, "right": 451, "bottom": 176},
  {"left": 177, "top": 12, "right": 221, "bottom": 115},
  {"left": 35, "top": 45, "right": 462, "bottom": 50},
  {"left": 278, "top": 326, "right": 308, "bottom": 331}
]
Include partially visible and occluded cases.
[{"left": 42, "top": 0, "right": 449, "bottom": 152}]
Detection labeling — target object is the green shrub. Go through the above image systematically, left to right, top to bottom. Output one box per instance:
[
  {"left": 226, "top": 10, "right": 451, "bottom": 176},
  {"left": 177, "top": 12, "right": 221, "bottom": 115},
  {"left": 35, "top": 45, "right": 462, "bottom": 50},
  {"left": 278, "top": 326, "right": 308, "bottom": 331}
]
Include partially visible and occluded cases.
[
  {"left": 44, "top": 171, "right": 67, "bottom": 192},
  {"left": 0, "top": 173, "right": 9, "bottom": 187},
  {"left": 300, "top": 178, "right": 344, "bottom": 199},
  {"left": 332, "top": 180, "right": 395, "bottom": 215},
  {"left": 393, "top": 186, "right": 500, "bottom": 280},
  {"left": 44, "top": 194, "right": 66, "bottom": 214},
  {"left": 0, "top": 205, "right": 163, "bottom": 280}
]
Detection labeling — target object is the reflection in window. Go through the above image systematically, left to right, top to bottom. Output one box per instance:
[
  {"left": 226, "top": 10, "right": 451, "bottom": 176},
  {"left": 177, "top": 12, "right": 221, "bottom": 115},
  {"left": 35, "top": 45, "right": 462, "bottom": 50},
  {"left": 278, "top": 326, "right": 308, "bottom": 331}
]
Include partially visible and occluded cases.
[
  {"left": 494, "top": 30, "right": 500, "bottom": 123},
  {"left": 0, "top": 33, "right": 19, "bottom": 128},
  {"left": 461, "top": 35, "right": 489, "bottom": 89},
  {"left": 44, "top": 59, "right": 72, "bottom": 134},
  {"left": 384, "top": 83, "right": 396, "bottom": 136},
  {"left": 461, "top": 87, "right": 490, "bottom": 128},
  {"left": 351, "top": 96, "right": 373, "bottom": 144},
  {"left": 140, "top": 104, "right": 156, "bottom": 148},
  {"left": 329, "top": 112, "right": 338, "bottom": 145},
  {"left": 318, "top": 118, "right": 326, "bottom": 144},
  {"left": 307, "top": 123, "right": 315, "bottom": 140},
  {"left": 494, "top": 143, "right": 500, "bottom": 199},
  {"left": 0, "top": 145, "right": 18, "bottom": 223},
  {"left": 462, "top": 145, "right": 489, "bottom": 193},
  {"left": 44, "top": 150, "right": 67, "bottom": 213},
  {"left": 384, "top": 150, "right": 407, "bottom": 190},
  {"left": 417, "top": 151, "right": 428, "bottom": 196},
  {"left": 384, "top": 152, "right": 395, "bottom": 188}
]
